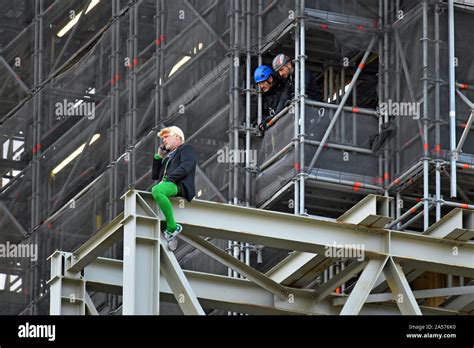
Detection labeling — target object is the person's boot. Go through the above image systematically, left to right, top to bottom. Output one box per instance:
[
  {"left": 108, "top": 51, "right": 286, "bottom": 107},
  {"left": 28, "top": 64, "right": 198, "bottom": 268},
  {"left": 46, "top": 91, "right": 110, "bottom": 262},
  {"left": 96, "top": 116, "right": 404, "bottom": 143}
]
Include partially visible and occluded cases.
[{"left": 164, "top": 224, "right": 183, "bottom": 251}]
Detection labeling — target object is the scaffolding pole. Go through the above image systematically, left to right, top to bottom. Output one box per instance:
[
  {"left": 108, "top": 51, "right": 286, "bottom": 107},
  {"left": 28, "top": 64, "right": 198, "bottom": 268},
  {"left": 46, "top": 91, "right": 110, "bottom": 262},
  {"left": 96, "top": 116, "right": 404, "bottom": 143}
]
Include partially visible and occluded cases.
[
  {"left": 298, "top": 0, "right": 306, "bottom": 215},
  {"left": 422, "top": 0, "right": 430, "bottom": 230},
  {"left": 448, "top": 0, "right": 457, "bottom": 198}
]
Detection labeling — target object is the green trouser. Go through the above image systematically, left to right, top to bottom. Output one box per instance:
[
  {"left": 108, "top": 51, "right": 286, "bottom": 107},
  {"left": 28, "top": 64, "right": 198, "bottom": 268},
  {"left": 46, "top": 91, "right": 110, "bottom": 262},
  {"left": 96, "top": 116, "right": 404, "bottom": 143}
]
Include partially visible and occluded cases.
[{"left": 151, "top": 181, "right": 178, "bottom": 233}]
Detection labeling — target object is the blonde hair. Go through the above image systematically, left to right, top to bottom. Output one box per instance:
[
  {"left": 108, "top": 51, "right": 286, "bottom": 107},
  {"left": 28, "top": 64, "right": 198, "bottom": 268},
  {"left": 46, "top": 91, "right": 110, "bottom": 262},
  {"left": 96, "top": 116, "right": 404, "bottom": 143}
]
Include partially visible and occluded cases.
[{"left": 158, "top": 126, "right": 185, "bottom": 142}]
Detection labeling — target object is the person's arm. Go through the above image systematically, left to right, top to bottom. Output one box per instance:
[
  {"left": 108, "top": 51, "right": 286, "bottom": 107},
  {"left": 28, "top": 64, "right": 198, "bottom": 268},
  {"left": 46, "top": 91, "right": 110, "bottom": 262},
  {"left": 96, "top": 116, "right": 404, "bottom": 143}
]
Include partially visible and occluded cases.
[
  {"left": 274, "top": 83, "right": 291, "bottom": 116},
  {"left": 167, "top": 145, "right": 197, "bottom": 183}
]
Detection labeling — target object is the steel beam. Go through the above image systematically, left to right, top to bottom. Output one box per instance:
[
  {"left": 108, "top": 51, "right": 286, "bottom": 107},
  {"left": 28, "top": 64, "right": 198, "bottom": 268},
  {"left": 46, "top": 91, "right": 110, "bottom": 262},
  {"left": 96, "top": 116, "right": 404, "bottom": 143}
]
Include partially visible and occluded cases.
[
  {"left": 122, "top": 191, "right": 160, "bottom": 315},
  {"left": 135, "top": 191, "right": 474, "bottom": 277},
  {"left": 265, "top": 194, "right": 388, "bottom": 290},
  {"left": 337, "top": 194, "right": 393, "bottom": 228},
  {"left": 423, "top": 208, "right": 474, "bottom": 241},
  {"left": 68, "top": 213, "right": 124, "bottom": 272},
  {"left": 179, "top": 233, "right": 290, "bottom": 300},
  {"left": 160, "top": 240, "right": 205, "bottom": 315},
  {"left": 48, "top": 251, "right": 86, "bottom": 315},
  {"left": 265, "top": 251, "right": 321, "bottom": 286},
  {"left": 84, "top": 257, "right": 123, "bottom": 295},
  {"left": 340, "top": 257, "right": 388, "bottom": 315},
  {"left": 383, "top": 257, "right": 422, "bottom": 315},
  {"left": 82, "top": 258, "right": 456, "bottom": 315},
  {"left": 315, "top": 261, "right": 367, "bottom": 302},
  {"left": 335, "top": 285, "right": 474, "bottom": 305},
  {"left": 85, "top": 292, "right": 99, "bottom": 315},
  {"left": 444, "top": 293, "right": 474, "bottom": 312}
]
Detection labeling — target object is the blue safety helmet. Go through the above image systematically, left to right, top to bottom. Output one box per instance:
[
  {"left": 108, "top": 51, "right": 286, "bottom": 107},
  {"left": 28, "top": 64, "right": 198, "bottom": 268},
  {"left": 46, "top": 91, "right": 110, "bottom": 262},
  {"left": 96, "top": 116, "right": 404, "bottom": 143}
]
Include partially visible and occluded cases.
[{"left": 254, "top": 65, "right": 273, "bottom": 83}]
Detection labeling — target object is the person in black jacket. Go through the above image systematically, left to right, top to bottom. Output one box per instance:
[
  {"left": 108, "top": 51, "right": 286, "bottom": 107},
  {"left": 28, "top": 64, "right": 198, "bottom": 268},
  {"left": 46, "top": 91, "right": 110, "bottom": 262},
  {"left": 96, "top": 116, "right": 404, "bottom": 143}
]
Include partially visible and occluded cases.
[
  {"left": 272, "top": 54, "right": 322, "bottom": 102},
  {"left": 254, "top": 65, "right": 291, "bottom": 134},
  {"left": 151, "top": 126, "right": 197, "bottom": 250}
]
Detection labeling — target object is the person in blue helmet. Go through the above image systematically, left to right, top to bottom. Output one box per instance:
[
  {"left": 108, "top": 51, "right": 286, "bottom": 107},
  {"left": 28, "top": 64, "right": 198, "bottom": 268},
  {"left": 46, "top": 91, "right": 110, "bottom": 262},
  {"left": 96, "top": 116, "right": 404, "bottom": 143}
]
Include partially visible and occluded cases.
[{"left": 254, "top": 65, "right": 291, "bottom": 134}]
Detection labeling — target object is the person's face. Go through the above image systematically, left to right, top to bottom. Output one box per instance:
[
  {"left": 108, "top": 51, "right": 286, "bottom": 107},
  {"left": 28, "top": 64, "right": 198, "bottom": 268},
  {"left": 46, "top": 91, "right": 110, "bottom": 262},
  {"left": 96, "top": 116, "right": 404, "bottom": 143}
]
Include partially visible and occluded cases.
[
  {"left": 278, "top": 63, "right": 292, "bottom": 79},
  {"left": 258, "top": 75, "right": 273, "bottom": 93},
  {"left": 162, "top": 134, "right": 182, "bottom": 150}
]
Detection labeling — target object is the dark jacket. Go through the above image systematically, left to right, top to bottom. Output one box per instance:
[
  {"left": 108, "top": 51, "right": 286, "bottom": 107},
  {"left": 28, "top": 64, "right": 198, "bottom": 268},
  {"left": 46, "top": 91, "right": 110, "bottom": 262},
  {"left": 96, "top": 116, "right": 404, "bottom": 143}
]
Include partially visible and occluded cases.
[
  {"left": 287, "top": 67, "right": 322, "bottom": 101},
  {"left": 262, "top": 74, "right": 291, "bottom": 123},
  {"left": 152, "top": 143, "right": 197, "bottom": 202}
]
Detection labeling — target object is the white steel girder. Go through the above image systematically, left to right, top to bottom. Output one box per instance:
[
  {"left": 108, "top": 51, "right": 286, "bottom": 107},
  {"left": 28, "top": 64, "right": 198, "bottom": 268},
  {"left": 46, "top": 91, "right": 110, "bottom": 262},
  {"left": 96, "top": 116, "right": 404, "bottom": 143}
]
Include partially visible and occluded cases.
[{"left": 48, "top": 190, "right": 474, "bottom": 315}]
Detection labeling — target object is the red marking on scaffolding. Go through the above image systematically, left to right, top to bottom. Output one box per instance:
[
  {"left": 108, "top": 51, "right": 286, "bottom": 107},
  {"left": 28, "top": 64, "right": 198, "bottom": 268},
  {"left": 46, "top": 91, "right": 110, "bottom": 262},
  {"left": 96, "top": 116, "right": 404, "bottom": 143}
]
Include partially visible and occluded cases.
[
  {"left": 320, "top": 23, "right": 329, "bottom": 30},
  {"left": 357, "top": 25, "right": 365, "bottom": 31},
  {"left": 155, "top": 34, "right": 165, "bottom": 46},
  {"left": 128, "top": 58, "right": 138, "bottom": 70},
  {"left": 358, "top": 63, "right": 365, "bottom": 70},
  {"left": 111, "top": 74, "right": 120, "bottom": 86},
  {"left": 460, "top": 83, "right": 468, "bottom": 90},
  {"left": 352, "top": 107, "right": 360, "bottom": 113},
  {"left": 460, "top": 123, "right": 467, "bottom": 129},
  {"left": 32, "top": 143, "right": 41, "bottom": 155},
  {"left": 323, "top": 143, "right": 329, "bottom": 149},
  {"left": 423, "top": 143, "right": 429, "bottom": 151},
  {"left": 435, "top": 144, "right": 441, "bottom": 153},
  {"left": 294, "top": 163, "right": 301, "bottom": 171},
  {"left": 463, "top": 163, "right": 471, "bottom": 169},
  {"left": 384, "top": 172, "right": 389, "bottom": 181},
  {"left": 378, "top": 176, "right": 383, "bottom": 184},
  {"left": 395, "top": 178, "right": 400, "bottom": 185},
  {"left": 353, "top": 182, "right": 362, "bottom": 192},
  {"left": 416, "top": 198, "right": 422, "bottom": 202},
  {"left": 461, "top": 203, "right": 469, "bottom": 209},
  {"left": 410, "top": 207, "right": 417, "bottom": 214},
  {"left": 335, "top": 287, "right": 341, "bottom": 294}
]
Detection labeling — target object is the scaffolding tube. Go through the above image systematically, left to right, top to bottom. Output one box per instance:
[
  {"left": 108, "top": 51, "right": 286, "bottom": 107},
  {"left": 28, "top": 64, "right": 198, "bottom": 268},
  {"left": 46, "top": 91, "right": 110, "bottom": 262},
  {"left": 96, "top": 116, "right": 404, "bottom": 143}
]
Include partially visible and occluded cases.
[
  {"left": 293, "top": 0, "right": 300, "bottom": 215},
  {"left": 298, "top": 0, "right": 306, "bottom": 215},
  {"left": 422, "top": 0, "right": 430, "bottom": 230},
  {"left": 448, "top": 0, "right": 457, "bottom": 197},
  {"left": 434, "top": 3, "right": 442, "bottom": 222},
  {"left": 305, "top": 100, "right": 378, "bottom": 117},
  {"left": 386, "top": 160, "right": 423, "bottom": 190},
  {"left": 307, "top": 174, "right": 383, "bottom": 193},
  {"left": 385, "top": 200, "right": 424, "bottom": 229},
  {"left": 399, "top": 203, "right": 435, "bottom": 231}
]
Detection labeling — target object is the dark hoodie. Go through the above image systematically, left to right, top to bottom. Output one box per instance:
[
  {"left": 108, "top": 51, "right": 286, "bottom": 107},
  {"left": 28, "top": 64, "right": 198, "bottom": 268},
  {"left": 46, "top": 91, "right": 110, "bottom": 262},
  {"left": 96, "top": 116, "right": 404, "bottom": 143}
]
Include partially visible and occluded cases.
[{"left": 261, "top": 74, "right": 291, "bottom": 123}]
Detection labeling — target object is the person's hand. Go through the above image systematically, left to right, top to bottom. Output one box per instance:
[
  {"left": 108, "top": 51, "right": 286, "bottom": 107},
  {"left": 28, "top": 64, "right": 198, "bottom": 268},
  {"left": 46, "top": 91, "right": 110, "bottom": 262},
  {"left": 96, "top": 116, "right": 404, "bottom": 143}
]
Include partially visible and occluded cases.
[
  {"left": 259, "top": 120, "right": 269, "bottom": 134},
  {"left": 157, "top": 144, "right": 168, "bottom": 158}
]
